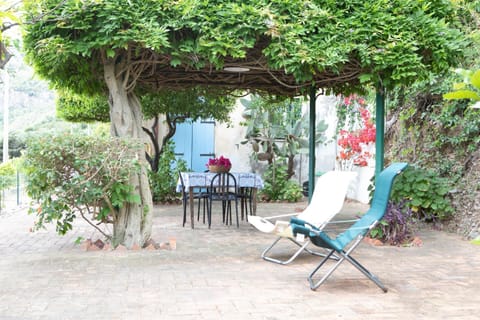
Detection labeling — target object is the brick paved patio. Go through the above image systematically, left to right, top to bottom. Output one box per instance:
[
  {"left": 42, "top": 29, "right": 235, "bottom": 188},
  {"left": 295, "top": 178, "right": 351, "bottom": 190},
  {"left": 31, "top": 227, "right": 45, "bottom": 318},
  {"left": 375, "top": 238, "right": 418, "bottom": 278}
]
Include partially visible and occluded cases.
[{"left": 0, "top": 201, "right": 479, "bottom": 319}]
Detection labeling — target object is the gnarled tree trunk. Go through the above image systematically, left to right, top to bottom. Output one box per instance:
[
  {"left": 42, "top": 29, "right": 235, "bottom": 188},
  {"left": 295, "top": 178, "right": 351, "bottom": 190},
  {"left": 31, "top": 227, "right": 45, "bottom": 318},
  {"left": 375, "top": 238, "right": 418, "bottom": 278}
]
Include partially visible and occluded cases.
[{"left": 104, "top": 62, "right": 153, "bottom": 248}]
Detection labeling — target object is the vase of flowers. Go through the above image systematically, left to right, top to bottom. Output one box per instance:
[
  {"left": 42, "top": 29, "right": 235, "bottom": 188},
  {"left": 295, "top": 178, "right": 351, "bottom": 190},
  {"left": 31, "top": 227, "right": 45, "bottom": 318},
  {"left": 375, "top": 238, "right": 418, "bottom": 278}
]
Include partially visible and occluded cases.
[{"left": 207, "top": 156, "right": 232, "bottom": 173}]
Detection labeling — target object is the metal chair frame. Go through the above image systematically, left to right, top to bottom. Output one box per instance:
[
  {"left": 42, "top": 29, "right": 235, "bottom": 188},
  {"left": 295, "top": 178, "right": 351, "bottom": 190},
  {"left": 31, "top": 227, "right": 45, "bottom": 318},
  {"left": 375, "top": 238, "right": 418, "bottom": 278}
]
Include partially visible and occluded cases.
[
  {"left": 291, "top": 162, "right": 409, "bottom": 292},
  {"left": 250, "top": 171, "right": 357, "bottom": 265},
  {"left": 179, "top": 172, "right": 208, "bottom": 227},
  {"left": 207, "top": 172, "right": 239, "bottom": 228}
]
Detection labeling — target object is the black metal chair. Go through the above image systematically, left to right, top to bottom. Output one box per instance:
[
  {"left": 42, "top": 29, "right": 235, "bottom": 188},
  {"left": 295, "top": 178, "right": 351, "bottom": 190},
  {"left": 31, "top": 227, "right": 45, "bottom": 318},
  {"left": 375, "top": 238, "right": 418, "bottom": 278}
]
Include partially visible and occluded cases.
[
  {"left": 179, "top": 172, "right": 208, "bottom": 227},
  {"left": 207, "top": 172, "right": 239, "bottom": 228},
  {"left": 237, "top": 173, "right": 256, "bottom": 221},
  {"left": 237, "top": 187, "right": 252, "bottom": 220}
]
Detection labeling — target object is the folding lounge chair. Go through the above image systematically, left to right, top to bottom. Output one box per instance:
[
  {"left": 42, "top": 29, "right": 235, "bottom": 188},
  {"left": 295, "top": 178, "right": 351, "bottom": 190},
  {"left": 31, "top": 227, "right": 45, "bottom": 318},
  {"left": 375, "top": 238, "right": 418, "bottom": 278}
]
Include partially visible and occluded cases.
[
  {"left": 291, "top": 162, "right": 408, "bottom": 292},
  {"left": 248, "top": 171, "right": 357, "bottom": 265}
]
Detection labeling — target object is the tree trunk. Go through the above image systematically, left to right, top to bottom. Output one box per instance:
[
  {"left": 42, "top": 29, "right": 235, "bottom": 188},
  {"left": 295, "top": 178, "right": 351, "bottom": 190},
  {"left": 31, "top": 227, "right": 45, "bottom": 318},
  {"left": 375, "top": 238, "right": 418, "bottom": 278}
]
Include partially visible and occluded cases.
[
  {"left": 104, "top": 62, "right": 153, "bottom": 248},
  {"left": 142, "top": 113, "right": 183, "bottom": 172},
  {"left": 143, "top": 116, "right": 160, "bottom": 172},
  {"left": 286, "top": 154, "right": 295, "bottom": 179}
]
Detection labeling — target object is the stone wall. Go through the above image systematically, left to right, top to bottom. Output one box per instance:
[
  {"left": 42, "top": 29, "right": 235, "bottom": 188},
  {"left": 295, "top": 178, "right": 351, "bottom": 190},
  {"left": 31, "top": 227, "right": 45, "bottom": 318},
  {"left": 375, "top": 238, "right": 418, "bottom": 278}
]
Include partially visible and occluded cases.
[{"left": 447, "top": 153, "right": 480, "bottom": 239}]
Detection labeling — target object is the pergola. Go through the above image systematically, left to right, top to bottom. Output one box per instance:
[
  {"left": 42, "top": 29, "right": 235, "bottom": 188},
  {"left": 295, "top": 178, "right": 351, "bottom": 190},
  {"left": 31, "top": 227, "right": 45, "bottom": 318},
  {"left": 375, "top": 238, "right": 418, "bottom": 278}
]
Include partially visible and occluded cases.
[
  {"left": 21, "top": 0, "right": 467, "bottom": 248},
  {"left": 132, "top": 43, "right": 384, "bottom": 199}
]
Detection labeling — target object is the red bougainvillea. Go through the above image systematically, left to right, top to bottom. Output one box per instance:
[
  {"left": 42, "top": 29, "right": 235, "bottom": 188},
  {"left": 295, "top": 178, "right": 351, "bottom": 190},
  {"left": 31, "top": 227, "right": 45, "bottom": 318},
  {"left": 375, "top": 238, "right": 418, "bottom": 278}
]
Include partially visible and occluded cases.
[{"left": 337, "top": 98, "right": 375, "bottom": 168}]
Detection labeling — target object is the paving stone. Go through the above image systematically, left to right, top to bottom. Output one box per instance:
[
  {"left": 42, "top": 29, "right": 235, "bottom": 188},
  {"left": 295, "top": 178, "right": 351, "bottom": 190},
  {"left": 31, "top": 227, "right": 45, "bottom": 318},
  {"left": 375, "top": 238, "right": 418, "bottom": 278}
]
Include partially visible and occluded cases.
[{"left": 0, "top": 201, "right": 479, "bottom": 319}]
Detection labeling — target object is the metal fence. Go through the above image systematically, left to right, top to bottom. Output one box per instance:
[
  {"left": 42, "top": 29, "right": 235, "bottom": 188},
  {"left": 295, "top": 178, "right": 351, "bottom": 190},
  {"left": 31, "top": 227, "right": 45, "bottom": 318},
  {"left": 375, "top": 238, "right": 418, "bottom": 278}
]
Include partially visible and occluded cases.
[{"left": 0, "top": 172, "right": 29, "bottom": 213}]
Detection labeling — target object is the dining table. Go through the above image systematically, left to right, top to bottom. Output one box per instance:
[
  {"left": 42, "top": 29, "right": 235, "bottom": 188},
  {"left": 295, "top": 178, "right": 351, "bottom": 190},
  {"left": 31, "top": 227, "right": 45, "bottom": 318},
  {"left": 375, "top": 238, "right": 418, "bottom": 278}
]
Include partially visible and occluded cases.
[{"left": 177, "top": 172, "right": 264, "bottom": 228}]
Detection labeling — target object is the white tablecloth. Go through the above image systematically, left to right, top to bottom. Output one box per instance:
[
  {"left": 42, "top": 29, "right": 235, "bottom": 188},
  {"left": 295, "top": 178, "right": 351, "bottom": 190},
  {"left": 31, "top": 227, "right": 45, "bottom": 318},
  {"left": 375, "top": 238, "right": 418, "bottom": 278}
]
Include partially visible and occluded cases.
[{"left": 177, "top": 172, "right": 264, "bottom": 192}]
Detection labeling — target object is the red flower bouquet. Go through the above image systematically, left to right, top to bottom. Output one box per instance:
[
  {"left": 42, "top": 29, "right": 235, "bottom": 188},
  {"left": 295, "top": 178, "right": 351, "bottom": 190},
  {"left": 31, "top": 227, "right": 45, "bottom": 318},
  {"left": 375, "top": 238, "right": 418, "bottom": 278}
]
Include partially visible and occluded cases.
[{"left": 206, "top": 156, "right": 232, "bottom": 172}]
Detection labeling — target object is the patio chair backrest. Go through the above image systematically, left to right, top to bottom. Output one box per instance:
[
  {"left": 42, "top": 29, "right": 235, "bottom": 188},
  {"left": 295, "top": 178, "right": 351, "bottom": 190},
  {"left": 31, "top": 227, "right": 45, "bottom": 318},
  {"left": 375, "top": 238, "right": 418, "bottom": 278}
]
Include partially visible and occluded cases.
[
  {"left": 321, "top": 162, "right": 408, "bottom": 251},
  {"left": 298, "top": 171, "right": 357, "bottom": 227},
  {"left": 209, "top": 172, "right": 237, "bottom": 200}
]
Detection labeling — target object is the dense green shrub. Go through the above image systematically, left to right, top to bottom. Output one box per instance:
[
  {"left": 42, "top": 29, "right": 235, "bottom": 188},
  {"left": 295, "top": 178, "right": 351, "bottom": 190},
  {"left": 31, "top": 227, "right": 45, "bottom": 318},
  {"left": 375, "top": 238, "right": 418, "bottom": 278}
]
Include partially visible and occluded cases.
[
  {"left": 23, "top": 132, "right": 142, "bottom": 238},
  {"left": 148, "top": 141, "right": 187, "bottom": 203},
  {"left": 261, "top": 162, "right": 303, "bottom": 202},
  {"left": 368, "top": 165, "right": 453, "bottom": 243},
  {"left": 390, "top": 166, "right": 454, "bottom": 221}
]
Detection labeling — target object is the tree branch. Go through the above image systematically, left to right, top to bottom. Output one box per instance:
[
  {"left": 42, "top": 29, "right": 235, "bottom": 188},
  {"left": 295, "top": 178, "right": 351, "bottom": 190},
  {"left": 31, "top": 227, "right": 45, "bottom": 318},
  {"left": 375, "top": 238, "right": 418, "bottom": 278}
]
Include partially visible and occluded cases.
[
  {"left": 0, "top": 42, "right": 12, "bottom": 69},
  {"left": 160, "top": 113, "right": 186, "bottom": 156},
  {"left": 142, "top": 117, "right": 159, "bottom": 171},
  {"left": 78, "top": 206, "right": 112, "bottom": 240}
]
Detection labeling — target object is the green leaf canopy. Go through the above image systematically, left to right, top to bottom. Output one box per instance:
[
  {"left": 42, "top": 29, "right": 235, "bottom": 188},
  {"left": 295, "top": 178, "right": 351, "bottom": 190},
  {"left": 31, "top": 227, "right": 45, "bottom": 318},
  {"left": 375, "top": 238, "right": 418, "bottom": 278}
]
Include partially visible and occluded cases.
[{"left": 23, "top": 0, "right": 467, "bottom": 96}]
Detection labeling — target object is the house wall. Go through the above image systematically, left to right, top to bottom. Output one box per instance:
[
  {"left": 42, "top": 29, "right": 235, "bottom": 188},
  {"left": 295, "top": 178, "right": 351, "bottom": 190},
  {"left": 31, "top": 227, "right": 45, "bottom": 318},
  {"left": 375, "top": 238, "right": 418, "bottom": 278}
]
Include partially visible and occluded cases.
[
  {"left": 166, "top": 93, "right": 372, "bottom": 203},
  {"left": 214, "top": 94, "right": 340, "bottom": 179},
  {"left": 214, "top": 99, "right": 253, "bottom": 172}
]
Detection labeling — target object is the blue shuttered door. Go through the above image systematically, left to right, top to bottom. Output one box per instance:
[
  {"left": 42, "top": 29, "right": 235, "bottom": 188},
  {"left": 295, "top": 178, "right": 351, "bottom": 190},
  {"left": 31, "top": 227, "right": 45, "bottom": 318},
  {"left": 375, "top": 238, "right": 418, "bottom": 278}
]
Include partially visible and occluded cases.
[
  {"left": 173, "top": 119, "right": 215, "bottom": 171},
  {"left": 192, "top": 119, "right": 215, "bottom": 171},
  {"left": 173, "top": 121, "right": 192, "bottom": 167}
]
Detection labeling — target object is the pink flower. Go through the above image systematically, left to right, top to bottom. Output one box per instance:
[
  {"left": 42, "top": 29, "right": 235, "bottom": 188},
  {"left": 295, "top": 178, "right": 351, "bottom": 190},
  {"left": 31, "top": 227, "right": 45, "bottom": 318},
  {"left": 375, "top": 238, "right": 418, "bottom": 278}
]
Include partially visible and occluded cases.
[
  {"left": 336, "top": 97, "right": 375, "bottom": 167},
  {"left": 207, "top": 156, "right": 232, "bottom": 169}
]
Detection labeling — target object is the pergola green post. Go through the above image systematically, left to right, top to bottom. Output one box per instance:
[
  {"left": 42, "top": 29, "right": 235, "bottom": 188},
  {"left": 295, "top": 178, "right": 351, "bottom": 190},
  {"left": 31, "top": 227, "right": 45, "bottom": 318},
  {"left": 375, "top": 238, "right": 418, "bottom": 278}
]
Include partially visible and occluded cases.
[
  {"left": 375, "top": 85, "right": 385, "bottom": 180},
  {"left": 308, "top": 87, "right": 316, "bottom": 202}
]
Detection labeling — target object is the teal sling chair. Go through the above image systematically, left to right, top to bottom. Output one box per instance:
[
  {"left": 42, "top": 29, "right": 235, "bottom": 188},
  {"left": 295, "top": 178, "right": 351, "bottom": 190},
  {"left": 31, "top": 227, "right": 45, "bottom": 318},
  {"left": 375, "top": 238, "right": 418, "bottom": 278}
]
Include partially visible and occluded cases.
[
  {"left": 291, "top": 162, "right": 408, "bottom": 292},
  {"left": 248, "top": 171, "right": 357, "bottom": 265}
]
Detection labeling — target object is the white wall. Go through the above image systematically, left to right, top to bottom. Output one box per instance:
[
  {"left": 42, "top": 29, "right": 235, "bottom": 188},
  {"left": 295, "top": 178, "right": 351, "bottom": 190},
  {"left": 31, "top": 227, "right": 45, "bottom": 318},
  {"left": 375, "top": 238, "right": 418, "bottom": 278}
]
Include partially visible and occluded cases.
[
  {"left": 214, "top": 94, "right": 340, "bottom": 178},
  {"left": 296, "top": 94, "right": 339, "bottom": 185},
  {"left": 214, "top": 99, "right": 253, "bottom": 172}
]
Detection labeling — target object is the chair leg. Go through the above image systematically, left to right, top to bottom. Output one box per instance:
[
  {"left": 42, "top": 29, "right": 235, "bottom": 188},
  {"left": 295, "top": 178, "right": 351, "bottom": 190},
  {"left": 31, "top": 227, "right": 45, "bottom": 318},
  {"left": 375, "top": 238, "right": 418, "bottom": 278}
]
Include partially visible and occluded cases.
[
  {"left": 248, "top": 194, "right": 254, "bottom": 216},
  {"left": 240, "top": 196, "right": 245, "bottom": 221},
  {"left": 197, "top": 197, "right": 201, "bottom": 222},
  {"left": 197, "top": 197, "right": 207, "bottom": 224},
  {"left": 203, "top": 198, "right": 207, "bottom": 224},
  {"left": 207, "top": 198, "right": 212, "bottom": 229},
  {"left": 235, "top": 198, "right": 239, "bottom": 227},
  {"left": 243, "top": 198, "right": 247, "bottom": 221},
  {"left": 182, "top": 199, "right": 187, "bottom": 227},
  {"left": 202, "top": 200, "right": 205, "bottom": 224},
  {"left": 227, "top": 200, "right": 234, "bottom": 226},
  {"left": 222, "top": 201, "right": 226, "bottom": 223},
  {"left": 261, "top": 237, "right": 335, "bottom": 265},
  {"left": 308, "top": 246, "right": 388, "bottom": 292},
  {"left": 308, "top": 250, "right": 343, "bottom": 290},
  {"left": 344, "top": 254, "right": 388, "bottom": 292}
]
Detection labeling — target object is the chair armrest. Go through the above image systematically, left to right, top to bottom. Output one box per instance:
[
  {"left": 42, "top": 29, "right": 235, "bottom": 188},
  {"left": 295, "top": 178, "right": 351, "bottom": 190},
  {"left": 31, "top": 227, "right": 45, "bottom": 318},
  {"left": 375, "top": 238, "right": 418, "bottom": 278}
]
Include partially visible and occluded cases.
[
  {"left": 290, "top": 217, "right": 320, "bottom": 231},
  {"left": 290, "top": 217, "right": 322, "bottom": 237},
  {"left": 290, "top": 223, "right": 311, "bottom": 237}
]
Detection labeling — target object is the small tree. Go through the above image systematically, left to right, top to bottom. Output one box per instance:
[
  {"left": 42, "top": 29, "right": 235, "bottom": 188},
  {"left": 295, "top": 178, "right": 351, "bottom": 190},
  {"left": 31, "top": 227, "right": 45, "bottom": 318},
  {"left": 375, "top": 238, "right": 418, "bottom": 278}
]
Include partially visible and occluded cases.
[{"left": 23, "top": 133, "right": 143, "bottom": 246}]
